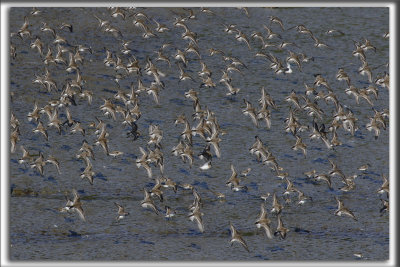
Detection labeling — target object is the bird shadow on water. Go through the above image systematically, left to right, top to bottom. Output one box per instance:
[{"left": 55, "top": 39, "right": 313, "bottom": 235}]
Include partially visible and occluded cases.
[
  {"left": 94, "top": 172, "right": 108, "bottom": 181},
  {"left": 43, "top": 176, "right": 58, "bottom": 185}
]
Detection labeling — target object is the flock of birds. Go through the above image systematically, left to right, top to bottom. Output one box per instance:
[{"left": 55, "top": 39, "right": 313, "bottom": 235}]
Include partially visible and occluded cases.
[{"left": 9, "top": 7, "right": 389, "bottom": 257}]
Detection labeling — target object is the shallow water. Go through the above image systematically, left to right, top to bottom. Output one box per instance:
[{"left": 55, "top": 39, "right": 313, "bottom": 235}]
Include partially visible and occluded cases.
[{"left": 8, "top": 7, "right": 389, "bottom": 261}]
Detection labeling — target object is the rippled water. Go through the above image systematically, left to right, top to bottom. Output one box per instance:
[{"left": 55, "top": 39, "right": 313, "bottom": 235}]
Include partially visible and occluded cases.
[{"left": 8, "top": 7, "right": 389, "bottom": 261}]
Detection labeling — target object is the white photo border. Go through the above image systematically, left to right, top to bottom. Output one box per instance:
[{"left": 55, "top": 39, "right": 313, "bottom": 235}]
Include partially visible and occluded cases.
[{"left": 1, "top": 1, "right": 396, "bottom": 267}]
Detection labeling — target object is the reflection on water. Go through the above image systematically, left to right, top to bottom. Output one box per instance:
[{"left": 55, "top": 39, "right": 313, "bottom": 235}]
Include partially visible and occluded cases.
[{"left": 9, "top": 7, "right": 389, "bottom": 261}]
